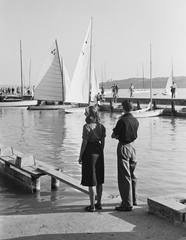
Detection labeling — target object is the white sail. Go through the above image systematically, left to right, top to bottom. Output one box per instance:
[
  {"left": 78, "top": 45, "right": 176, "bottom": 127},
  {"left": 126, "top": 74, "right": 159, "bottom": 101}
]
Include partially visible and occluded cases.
[
  {"left": 65, "top": 19, "right": 98, "bottom": 104},
  {"left": 34, "top": 41, "right": 65, "bottom": 102},
  {"left": 61, "top": 59, "right": 71, "bottom": 101},
  {"left": 91, "top": 62, "right": 99, "bottom": 101},
  {"left": 164, "top": 71, "right": 173, "bottom": 94}
]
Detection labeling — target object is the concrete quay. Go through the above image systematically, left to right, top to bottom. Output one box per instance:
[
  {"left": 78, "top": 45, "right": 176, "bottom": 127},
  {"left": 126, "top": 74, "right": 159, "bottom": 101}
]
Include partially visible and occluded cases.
[
  {"left": 148, "top": 193, "right": 186, "bottom": 224},
  {"left": 1, "top": 196, "right": 186, "bottom": 240}
]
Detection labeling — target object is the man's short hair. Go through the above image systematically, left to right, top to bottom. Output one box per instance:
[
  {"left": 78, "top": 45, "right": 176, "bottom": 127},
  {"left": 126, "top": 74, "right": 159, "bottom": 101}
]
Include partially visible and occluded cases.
[{"left": 122, "top": 100, "right": 133, "bottom": 112}]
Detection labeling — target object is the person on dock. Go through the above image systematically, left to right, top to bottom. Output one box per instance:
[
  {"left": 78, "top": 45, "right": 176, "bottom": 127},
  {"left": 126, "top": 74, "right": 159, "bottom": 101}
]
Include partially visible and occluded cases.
[
  {"left": 171, "top": 82, "right": 177, "bottom": 98},
  {"left": 129, "top": 83, "right": 134, "bottom": 97},
  {"left": 101, "top": 85, "right": 105, "bottom": 96},
  {"left": 111, "top": 100, "right": 139, "bottom": 211},
  {"left": 78, "top": 106, "right": 106, "bottom": 212}
]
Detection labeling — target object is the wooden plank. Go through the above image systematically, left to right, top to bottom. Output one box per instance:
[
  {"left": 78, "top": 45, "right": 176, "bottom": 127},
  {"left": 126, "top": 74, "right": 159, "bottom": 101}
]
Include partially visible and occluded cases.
[
  {"left": 37, "top": 166, "right": 89, "bottom": 195},
  {"left": 37, "top": 166, "right": 110, "bottom": 198}
]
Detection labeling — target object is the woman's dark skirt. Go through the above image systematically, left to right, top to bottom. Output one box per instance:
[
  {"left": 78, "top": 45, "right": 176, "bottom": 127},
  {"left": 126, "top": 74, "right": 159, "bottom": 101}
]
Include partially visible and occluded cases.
[{"left": 81, "top": 141, "right": 104, "bottom": 187}]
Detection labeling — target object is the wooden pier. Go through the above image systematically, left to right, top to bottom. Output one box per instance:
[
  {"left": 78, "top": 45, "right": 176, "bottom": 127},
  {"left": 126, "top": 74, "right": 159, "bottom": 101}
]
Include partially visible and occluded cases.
[
  {"left": 99, "top": 97, "right": 186, "bottom": 117},
  {"left": 0, "top": 145, "right": 93, "bottom": 196}
]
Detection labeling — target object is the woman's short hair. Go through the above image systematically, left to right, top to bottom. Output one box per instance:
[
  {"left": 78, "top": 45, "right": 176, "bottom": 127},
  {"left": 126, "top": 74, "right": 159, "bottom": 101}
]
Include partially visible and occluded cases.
[
  {"left": 122, "top": 100, "right": 133, "bottom": 112},
  {"left": 85, "top": 105, "right": 100, "bottom": 123}
]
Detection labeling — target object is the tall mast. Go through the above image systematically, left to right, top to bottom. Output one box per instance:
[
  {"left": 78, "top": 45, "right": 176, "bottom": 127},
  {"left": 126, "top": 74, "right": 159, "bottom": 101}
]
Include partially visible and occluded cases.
[
  {"left": 88, "top": 17, "right": 93, "bottom": 105},
  {"left": 55, "top": 39, "right": 64, "bottom": 103},
  {"left": 20, "top": 40, "right": 24, "bottom": 99},
  {"left": 150, "top": 44, "right": 152, "bottom": 106},
  {"left": 61, "top": 57, "right": 64, "bottom": 101},
  {"left": 172, "top": 58, "right": 173, "bottom": 84},
  {"left": 29, "top": 59, "right": 31, "bottom": 88},
  {"left": 142, "top": 62, "right": 144, "bottom": 89},
  {"left": 104, "top": 63, "right": 106, "bottom": 82},
  {"left": 101, "top": 65, "right": 103, "bottom": 86}
]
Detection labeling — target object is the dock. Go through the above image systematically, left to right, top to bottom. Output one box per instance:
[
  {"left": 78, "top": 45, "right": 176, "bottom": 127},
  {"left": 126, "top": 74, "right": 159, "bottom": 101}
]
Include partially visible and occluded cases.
[
  {"left": 99, "top": 97, "right": 186, "bottom": 117},
  {"left": 0, "top": 145, "right": 109, "bottom": 198}
]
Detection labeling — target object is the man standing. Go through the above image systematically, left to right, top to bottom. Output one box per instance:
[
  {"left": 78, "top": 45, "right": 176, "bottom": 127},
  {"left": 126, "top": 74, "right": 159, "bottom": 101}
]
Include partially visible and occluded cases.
[
  {"left": 171, "top": 82, "right": 177, "bottom": 98},
  {"left": 129, "top": 83, "right": 134, "bottom": 97},
  {"left": 111, "top": 100, "right": 139, "bottom": 211}
]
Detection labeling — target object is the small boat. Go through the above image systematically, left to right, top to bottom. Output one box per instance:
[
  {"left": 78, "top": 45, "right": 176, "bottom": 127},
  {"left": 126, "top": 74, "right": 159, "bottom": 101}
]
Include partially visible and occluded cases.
[
  {"left": 64, "top": 18, "right": 99, "bottom": 114},
  {"left": 28, "top": 40, "right": 71, "bottom": 110},
  {"left": 0, "top": 41, "right": 38, "bottom": 108},
  {"left": 137, "top": 44, "right": 163, "bottom": 117},
  {"left": 131, "top": 45, "right": 163, "bottom": 117},
  {"left": 162, "top": 61, "right": 177, "bottom": 96},
  {"left": 162, "top": 70, "right": 173, "bottom": 96},
  {"left": 175, "top": 107, "right": 186, "bottom": 117},
  {"left": 132, "top": 108, "right": 164, "bottom": 118}
]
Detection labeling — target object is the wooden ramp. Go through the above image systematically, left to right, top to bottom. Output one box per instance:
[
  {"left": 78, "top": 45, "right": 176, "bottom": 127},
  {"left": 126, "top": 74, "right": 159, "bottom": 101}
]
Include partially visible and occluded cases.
[
  {"left": 0, "top": 145, "right": 111, "bottom": 198},
  {"left": 37, "top": 166, "right": 110, "bottom": 198},
  {"left": 37, "top": 166, "right": 89, "bottom": 195}
]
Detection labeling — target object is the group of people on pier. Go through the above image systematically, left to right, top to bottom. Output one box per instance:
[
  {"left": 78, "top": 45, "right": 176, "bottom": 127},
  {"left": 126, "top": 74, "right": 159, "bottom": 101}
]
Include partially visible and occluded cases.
[
  {"left": 111, "top": 84, "right": 119, "bottom": 102},
  {"left": 0, "top": 86, "right": 34, "bottom": 97}
]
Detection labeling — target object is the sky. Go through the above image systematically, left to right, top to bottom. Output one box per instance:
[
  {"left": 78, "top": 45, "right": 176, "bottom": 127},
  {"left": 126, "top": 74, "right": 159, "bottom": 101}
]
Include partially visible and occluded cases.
[{"left": 1, "top": 0, "right": 186, "bottom": 86}]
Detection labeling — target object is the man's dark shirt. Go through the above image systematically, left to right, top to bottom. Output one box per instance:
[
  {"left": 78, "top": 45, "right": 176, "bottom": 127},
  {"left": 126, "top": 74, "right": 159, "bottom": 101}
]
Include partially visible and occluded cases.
[{"left": 113, "top": 113, "right": 139, "bottom": 144}]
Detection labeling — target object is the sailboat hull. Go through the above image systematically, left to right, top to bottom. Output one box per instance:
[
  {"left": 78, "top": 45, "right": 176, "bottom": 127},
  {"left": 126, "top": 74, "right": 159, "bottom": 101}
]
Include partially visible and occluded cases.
[
  {"left": 0, "top": 100, "right": 38, "bottom": 107},
  {"left": 0, "top": 100, "right": 37, "bottom": 107},
  {"left": 27, "top": 104, "right": 73, "bottom": 110},
  {"left": 28, "top": 105, "right": 62, "bottom": 110},
  {"left": 64, "top": 107, "right": 86, "bottom": 114},
  {"left": 132, "top": 109, "right": 163, "bottom": 118}
]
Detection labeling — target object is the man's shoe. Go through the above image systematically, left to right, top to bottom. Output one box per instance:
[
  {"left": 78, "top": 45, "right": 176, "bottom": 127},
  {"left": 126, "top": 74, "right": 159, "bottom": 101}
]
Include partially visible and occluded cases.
[
  {"left": 95, "top": 203, "right": 102, "bottom": 210},
  {"left": 115, "top": 206, "right": 132, "bottom": 211}
]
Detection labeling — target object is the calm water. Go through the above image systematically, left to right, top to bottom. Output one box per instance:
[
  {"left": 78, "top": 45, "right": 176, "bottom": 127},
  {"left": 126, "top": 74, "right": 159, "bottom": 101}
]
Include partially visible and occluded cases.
[{"left": 0, "top": 103, "right": 186, "bottom": 213}]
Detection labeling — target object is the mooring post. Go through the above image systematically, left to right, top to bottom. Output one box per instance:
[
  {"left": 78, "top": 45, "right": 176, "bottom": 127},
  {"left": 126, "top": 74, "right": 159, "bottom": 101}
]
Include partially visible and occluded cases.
[
  {"left": 110, "top": 99, "right": 114, "bottom": 112},
  {"left": 137, "top": 100, "right": 140, "bottom": 110},
  {"left": 153, "top": 100, "right": 157, "bottom": 110},
  {"left": 171, "top": 101, "right": 176, "bottom": 115},
  {"left": 51, "top": 169, "right": 60, "bottom": 190},
  {"left": 32, "top": 177, "right": 41, "bottom": 192},
  {"left": 51, "top": 189, "right": 60, "bottom": 201}
]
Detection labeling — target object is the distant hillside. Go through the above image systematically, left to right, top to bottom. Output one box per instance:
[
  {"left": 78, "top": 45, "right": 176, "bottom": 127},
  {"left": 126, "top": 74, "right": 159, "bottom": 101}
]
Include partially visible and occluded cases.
[{"left": 101, "top": 76, "right": 186, "bottom": 89}]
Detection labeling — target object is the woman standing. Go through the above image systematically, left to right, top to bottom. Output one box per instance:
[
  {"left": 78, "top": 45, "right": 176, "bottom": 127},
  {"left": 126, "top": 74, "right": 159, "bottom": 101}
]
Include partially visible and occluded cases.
[{"left": 78, "top": 106, "right": 106, "bottom": 212}]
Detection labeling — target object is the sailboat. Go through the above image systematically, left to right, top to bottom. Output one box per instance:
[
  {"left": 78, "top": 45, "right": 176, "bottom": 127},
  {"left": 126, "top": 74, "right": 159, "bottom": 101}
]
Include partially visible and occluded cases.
[
  {"left": 64, "top": 18, "right": 99, "bottom": 113},
  {"left": 27, "top": 40, "right": 71, "bottom": 110},
  {"left": 0, "top": 41, "right": 38, "bottom": 107},
  {"left": 132, "top": 44, "right": 163, "bottom": 118},
  {"left": 133, "top": 63, "right": 149, "bottom": 94},
  {"left": 162, "top": 64, "right": 174, "bottom": 96}
]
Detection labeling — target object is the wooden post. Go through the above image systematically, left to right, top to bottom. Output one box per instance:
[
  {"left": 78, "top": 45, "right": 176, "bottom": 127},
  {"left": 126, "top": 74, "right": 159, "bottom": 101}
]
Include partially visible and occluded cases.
[
  {"left": 110, "top": 99, "right": 114, "bottom": 112},
  {"left": 137, "top": 100, "right": 140, "bottom": 110},
  {"left": 153, "top": 100, "right": 157, "bottom": 110},
  {"left": 171, "top": 101, "right": 175, "bottom": 115},
  {"left": 51, "top": 169, "right": 60, "bottom": 190},
  {"left": 32, "top": 177, "right": 41, "bottom": 192},
  {"left": 51, "top": 189, "right": 60, "bottom": 201}
]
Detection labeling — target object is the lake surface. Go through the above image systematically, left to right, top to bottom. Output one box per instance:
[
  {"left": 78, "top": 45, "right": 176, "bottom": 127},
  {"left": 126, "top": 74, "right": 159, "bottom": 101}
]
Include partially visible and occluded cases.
[{"left": 0, "top": 100, "right": 186, "bottom": 213}]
